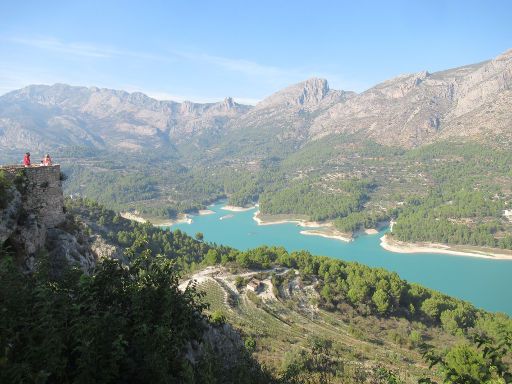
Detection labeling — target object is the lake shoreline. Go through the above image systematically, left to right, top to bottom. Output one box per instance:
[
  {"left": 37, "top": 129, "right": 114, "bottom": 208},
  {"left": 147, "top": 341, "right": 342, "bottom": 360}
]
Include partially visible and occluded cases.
[
  {"left": 169, "top": 202, "right": 512, "bottom": 314},
  {"left": 152, "top": 204, "right": 512, "bottom": 261},
  {"left": 222, "top": 205, "right": 256, "bottom": 212},
  {"left": 198, "top": 209, "right": 215, "bottom": 215},
  {"left": 253, "top": 210, "right": 325, "bottom": 228},
  {"left": 121, "top": 211, "right": 192, "bottom": 226},
  {"left": 252, "top": 211, "right": 389, "bottom": 242},
  {"left": 253, "top": 211, "right": 357, "bottom": 242},
  {"left": 300, "top": 229, "right": 353, "bottom": 242},
  {"left": 380, "top": 234, "right": 512, "bottom": 260}
]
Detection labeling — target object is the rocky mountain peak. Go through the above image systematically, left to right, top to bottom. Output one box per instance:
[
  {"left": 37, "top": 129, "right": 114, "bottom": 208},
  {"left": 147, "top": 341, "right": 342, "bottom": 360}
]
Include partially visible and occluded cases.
[
  {"left": 1, "top": 49, "right": 511, "bottom": 152},
  {"left": 310, "top": 49, "right": 512, "bottom": 147},
  {"left": 255, "top": 77, "right": 333, "bottom": 110},
  {"left": 296, "top": 78, "right": 330, "bottom": 105},
  {"left": 221, "top": 97, "right": 235, "bottom": 109}
]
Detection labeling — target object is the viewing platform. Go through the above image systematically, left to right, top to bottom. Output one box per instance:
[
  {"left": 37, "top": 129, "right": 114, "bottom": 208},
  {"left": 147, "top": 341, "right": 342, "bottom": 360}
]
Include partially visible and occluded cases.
[
  {"left": 0, "top": 164, "right": 65, "bottom": 228},
  {"left": 0, "top": 164, "right": 61, "bottom": 170}
]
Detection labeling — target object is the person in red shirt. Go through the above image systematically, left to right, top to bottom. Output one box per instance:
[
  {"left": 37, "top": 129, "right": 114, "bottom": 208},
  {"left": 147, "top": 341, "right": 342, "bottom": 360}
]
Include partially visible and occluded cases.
[{"left": 23, "top": 152, "right": 31, "bottom": 167}]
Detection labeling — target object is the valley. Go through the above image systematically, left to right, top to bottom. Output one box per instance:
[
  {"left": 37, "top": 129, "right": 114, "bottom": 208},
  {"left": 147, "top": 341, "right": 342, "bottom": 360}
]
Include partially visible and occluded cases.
[
  {"left": 2, "top": 3, "right": 512, "bottom": 382},
  {"left": 170, "top": 201, "right": 512, "bottom": 315}
]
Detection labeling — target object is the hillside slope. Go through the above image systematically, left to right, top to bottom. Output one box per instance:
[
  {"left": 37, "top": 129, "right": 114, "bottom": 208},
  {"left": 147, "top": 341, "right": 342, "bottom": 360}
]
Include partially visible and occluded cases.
[
  {"left": 1, "top": 49, "right": 511, "bottom": 155},
  {"left": 310, "top": 49, "right": 512, "bottom": 147},
  {"left": 0, "top": 84, "right": 250, "bottom": 151}
]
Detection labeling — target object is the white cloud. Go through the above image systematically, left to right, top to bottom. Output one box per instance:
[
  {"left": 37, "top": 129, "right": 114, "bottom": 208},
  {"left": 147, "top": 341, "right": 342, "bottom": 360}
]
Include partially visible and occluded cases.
[
  {"left": 1, "top": 35, "right": 363, "bottom": 98},
  {"left": 6, "top": 36, "right": 172, "bottom": 62},
  {"left": 9, "top": 37, "right": 115, "bottom": 58},
  {"left": 172, "top": 49, "right": 365, "bottom": 92},
  {"left": 174, "top": 50, "right": 288, "bottom": 79}
]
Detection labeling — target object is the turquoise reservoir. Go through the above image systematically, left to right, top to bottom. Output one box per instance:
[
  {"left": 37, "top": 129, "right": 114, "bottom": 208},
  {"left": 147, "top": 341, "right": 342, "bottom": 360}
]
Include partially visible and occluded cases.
[{"left": 171, "top": 202, "right": 512, "bottom": 315}]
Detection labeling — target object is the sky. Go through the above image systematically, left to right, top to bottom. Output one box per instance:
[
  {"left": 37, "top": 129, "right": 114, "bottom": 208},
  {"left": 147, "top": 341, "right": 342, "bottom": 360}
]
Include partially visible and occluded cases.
[{"left": 0, "top": 0, "right": 511, "bottom": 104}]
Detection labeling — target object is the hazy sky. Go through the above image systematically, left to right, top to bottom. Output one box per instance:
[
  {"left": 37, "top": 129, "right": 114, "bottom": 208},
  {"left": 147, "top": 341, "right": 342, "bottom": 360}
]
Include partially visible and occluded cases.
[{"left": 1, "top": 0, "right": 511, "bottom": 104}]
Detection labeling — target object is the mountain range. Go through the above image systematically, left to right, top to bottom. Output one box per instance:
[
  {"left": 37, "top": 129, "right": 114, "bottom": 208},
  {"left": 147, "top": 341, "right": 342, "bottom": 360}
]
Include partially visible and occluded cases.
[{"left": 0, "top": 49, "right": 511, "bottom": 153}]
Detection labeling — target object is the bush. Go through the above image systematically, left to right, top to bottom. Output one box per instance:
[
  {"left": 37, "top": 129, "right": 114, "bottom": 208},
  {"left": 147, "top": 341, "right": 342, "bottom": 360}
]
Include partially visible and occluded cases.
[
  {"left": 235, "top": 276, "right": 246, "bottom": 290},
  {"left": 210, "top": 309, "right": 227, "bottom": 325},
  {"left": 408, "top": 330, "right": 423, "bottom": 348},
  {"left": 244, "top": 336, "right": 256, "bottom": 352}
]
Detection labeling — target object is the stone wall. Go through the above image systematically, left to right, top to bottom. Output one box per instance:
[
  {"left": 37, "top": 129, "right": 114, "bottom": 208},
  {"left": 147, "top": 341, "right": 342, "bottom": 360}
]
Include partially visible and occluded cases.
[{"left": 0, "top": 165, "right": 65, "bottom": 228}]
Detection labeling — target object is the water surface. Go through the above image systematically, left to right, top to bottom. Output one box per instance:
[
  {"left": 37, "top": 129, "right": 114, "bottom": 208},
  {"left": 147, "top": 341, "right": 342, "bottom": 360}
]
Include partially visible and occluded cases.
[{"left": 172, "top": 202, "right": 512, "bottom": 314}]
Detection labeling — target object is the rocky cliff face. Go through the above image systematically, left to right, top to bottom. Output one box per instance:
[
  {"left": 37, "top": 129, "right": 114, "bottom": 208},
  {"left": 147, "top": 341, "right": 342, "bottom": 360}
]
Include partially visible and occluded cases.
[
  {"left": 0, "top": 49, "right": 511, "bottom": 151},
  {"left": 309, "top": 50, "right": 512, "bottom": 147},
  {"left": 226, "top": 78, "right": 354, "bottom": 144},
  {"left": 0, "top": 84, "right": 251, "bottom": 151},
  {"left": 0, "top": 165, "right": 95, "bottom": 272}
]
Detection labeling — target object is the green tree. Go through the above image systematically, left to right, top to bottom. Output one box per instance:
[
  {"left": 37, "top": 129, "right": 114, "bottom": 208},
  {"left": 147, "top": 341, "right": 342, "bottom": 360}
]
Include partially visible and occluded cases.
[
  {"left": 204, "top": 249, "right": 221, "bottom": 265},
  {"left": 0, "top": 253, "right": 207, "bottom": 383},
  {"left": 372, "top": 288, "right": 391, "bottom": 315},
  {"left": 420, "top": 334, "right": 512, "bottom": 384},
  {"left": 443, "top": 344, "right": 488, "bottom": 383}
]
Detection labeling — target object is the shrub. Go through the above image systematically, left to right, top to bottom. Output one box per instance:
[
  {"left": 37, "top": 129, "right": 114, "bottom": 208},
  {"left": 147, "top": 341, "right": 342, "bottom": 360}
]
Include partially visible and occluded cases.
[
  {"left": 235, "top": 276, "right": 246, "bottom": 289},
  {"left": 210, "top": 309, "right": 227, "bottom": 325},
  {"left": 408, "top": 330, "right": 423, "bottom": 349},
  {"left": 244, "top": 336, "right": 256, "bottom": 352}
]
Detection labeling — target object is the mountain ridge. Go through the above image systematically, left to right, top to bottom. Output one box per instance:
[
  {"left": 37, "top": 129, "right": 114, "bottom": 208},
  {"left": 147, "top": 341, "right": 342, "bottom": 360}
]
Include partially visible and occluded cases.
[{"left": 1, "top": 48, "right": 511, "bottom": 153}]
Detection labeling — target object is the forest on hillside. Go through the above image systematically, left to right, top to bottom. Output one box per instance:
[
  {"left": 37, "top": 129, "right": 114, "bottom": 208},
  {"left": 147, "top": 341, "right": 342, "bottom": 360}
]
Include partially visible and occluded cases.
[
  {"left": 56, "top": 138, "right": 512, "bottom": 251},
  {"left": 2, "top": 197, "right": 509, "bottom": 383}
]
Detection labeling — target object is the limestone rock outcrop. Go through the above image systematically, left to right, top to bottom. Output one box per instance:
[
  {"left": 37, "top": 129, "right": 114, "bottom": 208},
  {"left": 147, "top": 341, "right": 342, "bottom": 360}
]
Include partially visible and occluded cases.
[
  {"left": 0, "top": 49, "right": 511, "bottom": 151},
  {"left": 308, "top": 51, "right": 512, "bottom": 147},
  {"left": 0, "top": 84, "right": 251, "bottom": 151},
  {"left": 0, "top": 165, "right": 95, "bottom": 272},
  {"left": 0, "top": 187, "right": 21, "bottom": 243},
  {"left": 46, "top": 228, "right": 96, "bottom": 273},
  {"left": 89, "top": 234, "right": 124, "bottom": 262},
  {"left": 186, "top": 321, "right": 247, "bottom": 369}
]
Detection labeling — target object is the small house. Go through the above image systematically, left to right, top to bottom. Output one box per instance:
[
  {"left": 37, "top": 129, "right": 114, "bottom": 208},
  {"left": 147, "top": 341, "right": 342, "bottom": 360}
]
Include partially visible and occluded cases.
[{"left": 247, "top": 278, "right": 263, "bottom": 293}]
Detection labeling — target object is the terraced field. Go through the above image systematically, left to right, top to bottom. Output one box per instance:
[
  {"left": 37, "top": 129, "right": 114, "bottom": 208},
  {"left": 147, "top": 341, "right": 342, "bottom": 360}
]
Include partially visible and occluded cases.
[{"left": 185, "top": 267, "right": 454, "bottom": 382}]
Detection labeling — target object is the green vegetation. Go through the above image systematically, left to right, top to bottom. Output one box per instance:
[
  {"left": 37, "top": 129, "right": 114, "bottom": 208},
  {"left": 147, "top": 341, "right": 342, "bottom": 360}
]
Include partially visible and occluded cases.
[
  {"left": 57, "top": 136, "right": 512, "bottom": 249},
  {"left": 57, "top": 138, "right": 512, "bottom": 252},
  {"left": 389, "top": 142, "right": 512, "bottom": 249},
  {"left": 61, "top": 148, "right": 225, "bottom": 215},
  {"left": 259, "top": 179, "right": 373, "bottom": 222},
  {"left": 392, "top": 189, "right": 512, "bottom": 248},
  {"left": 1, "top": 197, "right": 511, "bottom": 382},
  {"left": 65, "top": 197, "right": 511, "bottom": 341},
  {"left": 65, "top": 197, "right": 232, "bottom": 272},
  {"left": 334, "top": 210, "right": 390, "bottom": 233},
  {"left": 0, "top": 234, "right": 270, "bottom": 383},
  {"left": 223, "top": 246, "right": 475, "bottom": 327},
  {"left": 230, "top": 248, "right": 512, "bottom": 382},
  {"left": 197, "top": 251, "right": 512, "bottom": 383},
  {"left": 1, "top": 253, "right": 215, "bottom": 383},
  {"left": 420, "top": 333, "right": 512, "bottom": 383}
]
